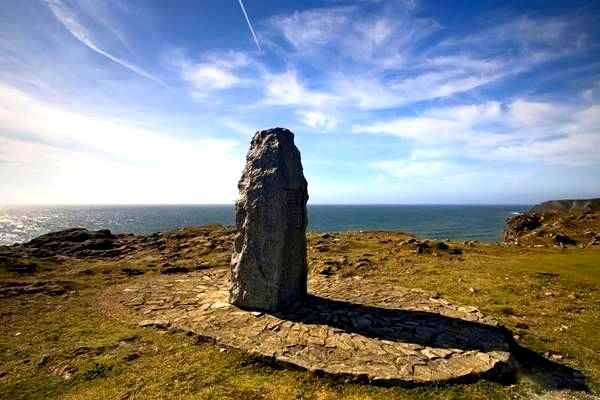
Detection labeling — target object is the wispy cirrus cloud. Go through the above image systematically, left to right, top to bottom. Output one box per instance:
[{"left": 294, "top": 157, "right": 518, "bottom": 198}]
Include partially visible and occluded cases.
[
  {"left": 2, "top": 0, "right": 599, "bottom": 204},
  {"left": 45, "top": 0, "right": 166, "bottom": 87},
  {"left": 267, "top": 5, "right": 587, "bottom": 112}
]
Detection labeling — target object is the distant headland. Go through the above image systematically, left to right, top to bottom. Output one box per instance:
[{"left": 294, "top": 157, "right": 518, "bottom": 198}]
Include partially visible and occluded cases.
[{"left": 529, "top": 198, "right": 600, "bottom": 213}]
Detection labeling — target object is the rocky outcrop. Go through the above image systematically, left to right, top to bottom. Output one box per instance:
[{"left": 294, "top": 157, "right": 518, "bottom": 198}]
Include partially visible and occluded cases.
[
  {"left": 230, "top": 128, "right": 309, "bottom": 312},
  {"left": 530, "top": 198, "right": 600, "bottom": 213},
  {"left": 502, "top": 210, "right": 600, "bottom": 248},
  {"left": 502, "top": 214, "right": 542, "bottom": 243},
  {"left": 0, "top": 225, "right": 236, "bottom": 275},
  {"left": 21, "top": 228, "right": 123, "bottom": 258}
]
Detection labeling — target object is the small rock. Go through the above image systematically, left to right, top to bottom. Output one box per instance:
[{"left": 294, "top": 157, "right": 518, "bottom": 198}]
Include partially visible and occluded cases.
[
  {"left": 553, "top": 233, "right": 576, "bottom": 246},
  {"left": 415, "top": 242, "right": 430, "bottom": 254},
  {"left": 435, "top": 242, "right": 449, "bottom": 250},
  {"left": 314, "top": 244, "right": 329, "bottom": 252},
  {"left": 448, "top": 248, "right": 463, "bottom": 255},
  {"left": 7, "top": 263, "right": 37, "bottom": 273},
  {"left": 318, "top": 264, "right": 334, "bottom": 275},
  {"left": 161, "top": 266, "right": 190, "bottom": 274},
  {"left": 122, "top": 268, "right": 144, "bottom": 277},
  {"left": 468, "top": 287, "right": 477, "bottom": 294},
  {"left": 210, "top": 301, "right": 231, "bottom": 309},
  {"left": 138, "top": 320, "right": 170, "bottom": 329},
  {"left": 515, "top": 322, "right": 529, "bottom": 329},
  {"left": 421, "top": 348, "right": 439, "bottom": 359},
  {"left": 124, "top": 351, "right": 141, "bottom": 361},
  {"left": 37, "top": 355, "right": 49, "bottom": 366},
  {"left": 52, "top": 364, "right": 76, "bottom": 380}
]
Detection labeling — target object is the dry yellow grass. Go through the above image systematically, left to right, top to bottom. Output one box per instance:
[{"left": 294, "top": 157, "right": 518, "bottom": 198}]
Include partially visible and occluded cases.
[{"left": 0, "top": 227, "right": 598, "bottom": 399}]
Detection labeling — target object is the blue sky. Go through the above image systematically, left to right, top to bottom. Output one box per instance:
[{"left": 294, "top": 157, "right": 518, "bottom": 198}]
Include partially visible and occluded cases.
[{"left": 1, "top": 0, "right": 600, "bottom": 204}]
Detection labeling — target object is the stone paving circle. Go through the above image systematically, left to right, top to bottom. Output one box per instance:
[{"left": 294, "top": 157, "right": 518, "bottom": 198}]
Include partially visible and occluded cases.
[{"left": 109, "top": 269, "right": 515, "bottom": 386}]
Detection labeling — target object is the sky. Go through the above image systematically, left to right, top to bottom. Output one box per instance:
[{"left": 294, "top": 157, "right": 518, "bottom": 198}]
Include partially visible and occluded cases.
[{"left": 1, "top": 0, "right": 600, "bottom": 205}]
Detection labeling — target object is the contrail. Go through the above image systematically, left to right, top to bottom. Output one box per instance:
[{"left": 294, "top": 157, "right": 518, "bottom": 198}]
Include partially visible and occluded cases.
[
  {"left": 46, "top": 0, "right": 167, "bottom": 88},
  {"left": 238, "top": 0, "right": 262, "bottom": 52}
]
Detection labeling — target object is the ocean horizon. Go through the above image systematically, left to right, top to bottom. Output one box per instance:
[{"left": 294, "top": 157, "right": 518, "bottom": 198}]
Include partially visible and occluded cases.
[{"left": 0, "top": 204, "right": 529, "bottom": 245}]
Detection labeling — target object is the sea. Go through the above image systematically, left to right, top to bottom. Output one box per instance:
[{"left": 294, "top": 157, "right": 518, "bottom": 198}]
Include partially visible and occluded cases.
[{"left": 0, "top": 205, "right": 528, "bottom": 246}]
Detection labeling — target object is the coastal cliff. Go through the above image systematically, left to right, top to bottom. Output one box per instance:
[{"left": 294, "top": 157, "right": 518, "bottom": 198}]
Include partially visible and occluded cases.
[
  {"left": 503, "top": 198, "right": 600, "bottom": 247},
  {"left": 529, "top": 198, "right": 600, "bottom": 213}
]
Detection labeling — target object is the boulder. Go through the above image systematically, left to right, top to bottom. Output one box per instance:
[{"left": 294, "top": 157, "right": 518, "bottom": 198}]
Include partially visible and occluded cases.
[
  {"left": 229, "top": 128, "right": 309, "bottom": 312},
  {"left": 502, "top": 214, "right": 542, "bottom": 242},
  {"left": 22, "top": 228, "right": 122, "bottom": 258},
  {"left": 553, "top": 233, "right": 576, "bottom": 246},
  {"left": 415, "top": 242, "right": 430, "bottom": 254}
]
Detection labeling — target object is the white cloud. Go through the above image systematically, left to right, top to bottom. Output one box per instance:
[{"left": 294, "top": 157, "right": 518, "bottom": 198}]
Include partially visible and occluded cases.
[
  {"left": 271, "top": 4, "right": 438, "bottom": 67},
  {"left": 274, "top": 7, "right": 352, "bottom": 53},
  {"left": 174, "top": 50, "right": 250, "bottom": 94},
  {"left": 185, "top": 65, "right": 240, "bottom": 90},
  {"left": 263, "top": 70, "right": 335, "bottom": 108},
  {"left": 581, "top": 80, "right": 600, "bottom": 102},
  {"left": 0, "top": 84, "right": 243, "bottom": 203},
  {"left": 354, "top": 98, "right": 600, "bottom": 168},
  {"left": 507, "top": 100, "right": 566, "bottom": 127},
  {"left": 425, "top": 102, "right": 503, "bottom": 124},
  {"left": 490, "top": 104, "right": 600, "bottom": 167},
  {"left": 296, "top": 110, "right": 337, "bottom": 130},
  {"left": 370, "top": 159, "right": 463, "bottom": 179}
]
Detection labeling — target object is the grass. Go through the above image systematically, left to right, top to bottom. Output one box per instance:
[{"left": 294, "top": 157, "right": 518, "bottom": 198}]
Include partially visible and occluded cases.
[{"left": 0, "top": 229, "right": 599, "bottom": 399}]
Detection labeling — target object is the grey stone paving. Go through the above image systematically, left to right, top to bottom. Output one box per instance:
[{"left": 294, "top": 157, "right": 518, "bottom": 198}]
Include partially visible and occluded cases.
[{"left": 115, "top": 269, "right": 515, "bottom": 385}]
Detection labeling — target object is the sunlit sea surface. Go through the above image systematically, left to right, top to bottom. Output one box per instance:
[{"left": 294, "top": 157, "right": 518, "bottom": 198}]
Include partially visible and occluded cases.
[{"left": 0, "top": 205, "right": 529, "bottom": 246}]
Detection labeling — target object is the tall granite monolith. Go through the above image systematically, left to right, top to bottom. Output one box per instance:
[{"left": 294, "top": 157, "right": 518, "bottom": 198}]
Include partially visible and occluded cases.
[{"left": 229, "top": 128, "right": 308, "bottom": 312}]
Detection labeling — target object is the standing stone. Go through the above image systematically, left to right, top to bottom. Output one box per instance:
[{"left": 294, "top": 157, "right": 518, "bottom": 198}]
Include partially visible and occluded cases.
[{"left": 229, "top": 128, "right": 309, "bottom": 312}]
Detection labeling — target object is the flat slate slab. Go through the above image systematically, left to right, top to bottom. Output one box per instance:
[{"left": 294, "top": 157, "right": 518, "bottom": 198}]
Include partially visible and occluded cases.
[{"left": 111, "top": 270, "right": 515, "bottom": 386}]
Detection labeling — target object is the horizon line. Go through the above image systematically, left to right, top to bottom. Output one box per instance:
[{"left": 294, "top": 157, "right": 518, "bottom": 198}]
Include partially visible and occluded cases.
[{"left": 0, "top": 203, "right": 534, "bottom": 207}]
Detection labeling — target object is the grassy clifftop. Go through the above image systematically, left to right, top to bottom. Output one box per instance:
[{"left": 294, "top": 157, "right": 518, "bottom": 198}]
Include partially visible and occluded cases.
[{"left": 0, "top": 225, "right": 599, "bottom": 399}]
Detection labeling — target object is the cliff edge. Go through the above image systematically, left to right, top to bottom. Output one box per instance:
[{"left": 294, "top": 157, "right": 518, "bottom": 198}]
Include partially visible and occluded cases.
[{"left": 530, "top": 198, "right": 600, "bottom": 213}]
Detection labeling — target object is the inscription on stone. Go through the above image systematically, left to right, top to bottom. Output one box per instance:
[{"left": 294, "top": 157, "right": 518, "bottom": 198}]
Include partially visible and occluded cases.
[{"left": 287, "top": 190, "right": 303, "bottom": 229}]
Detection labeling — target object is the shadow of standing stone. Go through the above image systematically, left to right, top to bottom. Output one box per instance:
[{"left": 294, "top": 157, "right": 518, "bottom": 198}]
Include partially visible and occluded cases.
[{"left": 230, "top": 128, "right": 309, "bottom": 312}]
